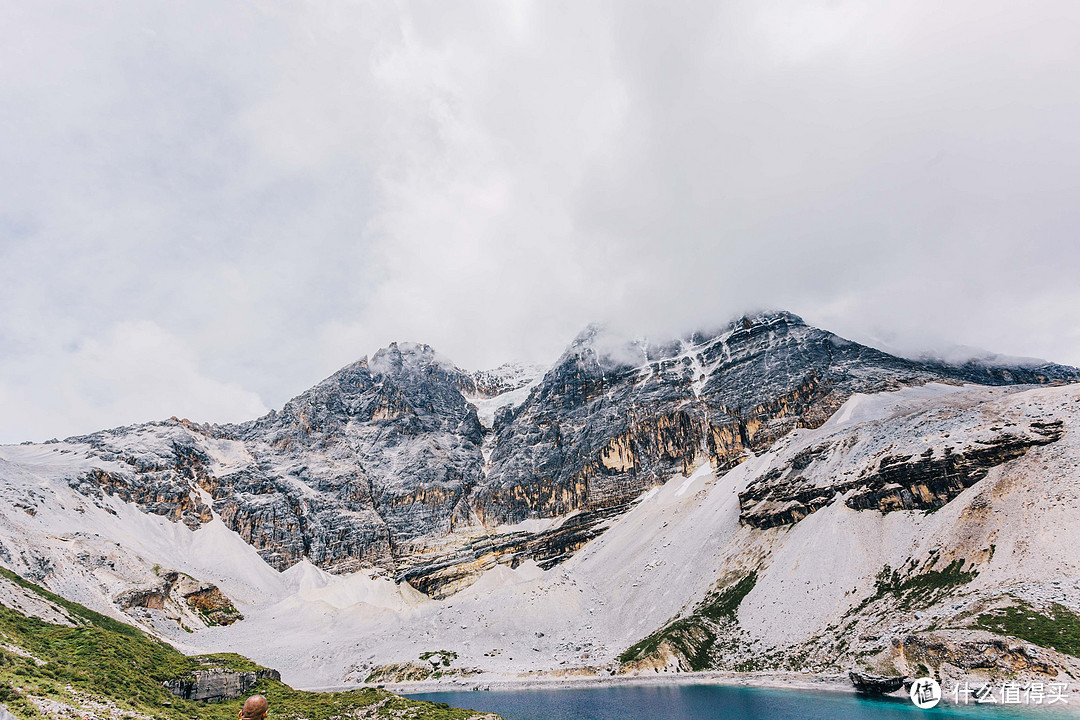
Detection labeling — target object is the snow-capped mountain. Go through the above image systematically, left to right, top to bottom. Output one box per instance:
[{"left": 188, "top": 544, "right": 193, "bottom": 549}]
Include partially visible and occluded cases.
[{"left": 1, "top": 311, "right": 1079, "bottom": 690}]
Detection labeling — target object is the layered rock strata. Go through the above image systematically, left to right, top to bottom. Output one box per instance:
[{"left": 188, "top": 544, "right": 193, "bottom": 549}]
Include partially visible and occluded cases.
[{"left": 41, "top": 313, "right": 1080, "bottom": 596}]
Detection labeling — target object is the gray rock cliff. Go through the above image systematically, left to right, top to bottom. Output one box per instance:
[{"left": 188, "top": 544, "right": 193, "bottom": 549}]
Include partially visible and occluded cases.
[{"left": 56, "top": 312, "right": 1080, "bottom": 596}]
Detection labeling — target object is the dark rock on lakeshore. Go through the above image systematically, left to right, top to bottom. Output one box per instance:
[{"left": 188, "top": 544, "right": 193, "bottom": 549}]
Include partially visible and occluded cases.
[{"left": 849, "top": 670, "right": 907, "bottom": 695}]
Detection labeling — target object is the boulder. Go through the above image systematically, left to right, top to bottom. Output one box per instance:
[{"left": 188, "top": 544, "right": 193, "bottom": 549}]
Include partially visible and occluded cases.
[
  {"left": 162, "top": 668, "right": 280, "bottom": 702},
  {"left": 849, "top": 670, "right": 908, "bottom": 695}
]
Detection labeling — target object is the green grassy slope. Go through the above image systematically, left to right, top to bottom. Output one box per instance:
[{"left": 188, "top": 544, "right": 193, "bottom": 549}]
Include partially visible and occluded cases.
[{"left": 0, "top": 568, "right": 495, "bottom": 720}]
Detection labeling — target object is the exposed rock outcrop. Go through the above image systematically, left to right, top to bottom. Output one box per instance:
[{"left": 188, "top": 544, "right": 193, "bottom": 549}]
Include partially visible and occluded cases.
[
  {"left": 739, "top": 419, "right": 1065, "bottom": 529},
  {"left": 845, "top": 420, "right": 1064, "bottom": 513},
  {"left": 395, "top": 506, "right": 623, "bottom": 597},
  {"left": 116, "top": 571, "right": 242, "bottom": 627},
  {"left": 183, "top": 586, "right": 244, "bottom": 626},
  {"left": 894, "top": 631, "right": 1058, "bottom": 677},
  {"left": 162, "top": 668, "right": 280, "bottom": 702},
  {"left": 849, "top": 671, "right": 907, "bottom": 695}
]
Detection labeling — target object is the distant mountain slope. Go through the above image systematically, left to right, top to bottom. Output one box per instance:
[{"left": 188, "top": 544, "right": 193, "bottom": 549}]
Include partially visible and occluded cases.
[{"left": 1, "top": 311, "right": 1077, "bottom": 600}]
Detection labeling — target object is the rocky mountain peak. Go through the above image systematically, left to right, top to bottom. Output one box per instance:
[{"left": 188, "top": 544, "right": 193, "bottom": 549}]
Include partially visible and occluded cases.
[
  {"left": 742, "top": 308, "right": 806, "bottom": 327},
  {"left": 679, "top": 309, "right": 809, "bottom": 351},
  {"left": 12, "top": 310, "right": 1079, "bottom": 594},
  {"left": 558, "top": 310, "right": 812, "bottom": 373},
  {"left": 555, "top": 324, "right": 649, "bottom": 377},
  {"left": 368, "top": 341, "right": 461, "bottom": 379},
  {"left": 469, "top": 362, "right": 546, "bottom": 399}
]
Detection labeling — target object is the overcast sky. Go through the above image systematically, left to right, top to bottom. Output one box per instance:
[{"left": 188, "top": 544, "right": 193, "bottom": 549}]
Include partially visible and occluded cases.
[{"left": 2, "top": 0, "right": 1079, "bottom": 443}]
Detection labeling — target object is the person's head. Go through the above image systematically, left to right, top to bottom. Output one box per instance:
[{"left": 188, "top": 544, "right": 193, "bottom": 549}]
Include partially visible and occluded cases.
[{"left": 239, "top": 695, "right": 268, "bottom": 720}]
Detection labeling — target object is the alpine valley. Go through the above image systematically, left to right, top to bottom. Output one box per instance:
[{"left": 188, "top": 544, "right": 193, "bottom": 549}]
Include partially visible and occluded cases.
[{"left": 3, "top": 311, "right": 1080, "bottom": 701}]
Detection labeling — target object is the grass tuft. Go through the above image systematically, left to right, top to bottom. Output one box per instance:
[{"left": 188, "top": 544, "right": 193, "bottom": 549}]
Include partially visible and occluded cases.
[
  {"left": 619, "top": 571, "right": 757, "bottom": 671},
  {"left": 973, "top": 601, "right": 1080, "bottom": 658}
]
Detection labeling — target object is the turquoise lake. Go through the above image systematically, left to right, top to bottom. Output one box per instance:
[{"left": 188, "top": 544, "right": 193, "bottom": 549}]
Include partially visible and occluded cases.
[{"left": 409, "top": 683, "right": 1072, "bottom": 720}]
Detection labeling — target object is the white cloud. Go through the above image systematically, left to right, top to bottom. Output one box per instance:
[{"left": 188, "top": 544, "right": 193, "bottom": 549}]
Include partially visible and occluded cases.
[
  {"left": 2, "top": 0, "right": 1080, "bottom": 439},
  {"left": 0, "top": 322, "right": 267, "bottom": 444}
]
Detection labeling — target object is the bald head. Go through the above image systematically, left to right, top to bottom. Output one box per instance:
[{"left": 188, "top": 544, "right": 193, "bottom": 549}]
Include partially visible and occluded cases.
[{"left": 240, "top": 695, "right": 268, "bottom": 720}]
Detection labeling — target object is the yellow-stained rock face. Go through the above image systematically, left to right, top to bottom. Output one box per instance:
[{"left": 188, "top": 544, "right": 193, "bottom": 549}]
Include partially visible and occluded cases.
[
  {"left": 709, "top": 424, "right": 747, "bottom": 468},
  {"left": 600, "top": 435, "right": 637, "bottom": 472},
  {"left": 115, "top": 571, "right": 243, "bottom": 629},
  {"left": 183, "top": 586, "right": 244, "bottom": 626},
  {"left": 894, "top": 632, "right": 1058, "bottom": 677}
]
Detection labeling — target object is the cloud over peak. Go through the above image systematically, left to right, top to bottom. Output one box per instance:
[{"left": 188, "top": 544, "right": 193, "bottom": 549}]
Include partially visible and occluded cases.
[{"left": 2, "top": 0, "right": 1079, "bottom": 441}]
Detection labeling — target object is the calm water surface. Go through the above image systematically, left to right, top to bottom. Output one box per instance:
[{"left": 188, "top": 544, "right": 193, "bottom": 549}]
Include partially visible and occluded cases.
[{"left": 409, "top": 684, "right": 1071, "bottom": 720}]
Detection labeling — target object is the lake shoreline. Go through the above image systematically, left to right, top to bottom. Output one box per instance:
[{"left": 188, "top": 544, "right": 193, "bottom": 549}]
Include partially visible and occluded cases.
[
  {"left": 382, "top": 669, "right": 856, "bottom": 697},
  {"left": 304, "top": 670, "right": 1080, "bottom": 714}
]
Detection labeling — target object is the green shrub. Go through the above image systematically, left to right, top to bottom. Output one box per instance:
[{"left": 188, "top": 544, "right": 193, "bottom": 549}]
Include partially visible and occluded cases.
[{"left": 974, "top": 601, "right": 1080, "bottom": 658}]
